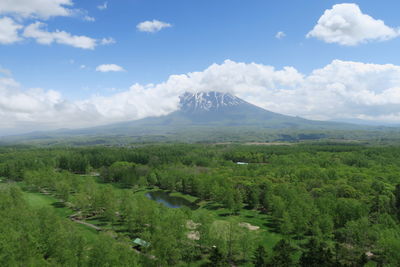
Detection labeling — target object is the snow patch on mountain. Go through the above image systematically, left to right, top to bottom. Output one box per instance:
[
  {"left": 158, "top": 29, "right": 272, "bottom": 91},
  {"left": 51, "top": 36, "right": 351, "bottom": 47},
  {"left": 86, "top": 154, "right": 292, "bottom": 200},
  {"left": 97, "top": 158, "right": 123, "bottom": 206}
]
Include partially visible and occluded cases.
[{"left": 179, "top": 91, "right": 246, "bottom": 113}]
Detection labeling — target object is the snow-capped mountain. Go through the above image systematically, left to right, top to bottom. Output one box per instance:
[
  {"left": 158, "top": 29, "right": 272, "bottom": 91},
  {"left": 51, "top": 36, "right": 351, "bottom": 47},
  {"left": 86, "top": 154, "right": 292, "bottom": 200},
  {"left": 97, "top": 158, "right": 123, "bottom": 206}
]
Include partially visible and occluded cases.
[
  {"left": 5, "top": 91, "right": 376, "bottom": 144},
  {"left": 55, "top": 91, "right": 360, "bottom": 130},
  {"left": 175, "top": 91, "right": 290, "bottom": 124},
  {"left": 179, "top": 91, "right": 247, "bottom": 113}
]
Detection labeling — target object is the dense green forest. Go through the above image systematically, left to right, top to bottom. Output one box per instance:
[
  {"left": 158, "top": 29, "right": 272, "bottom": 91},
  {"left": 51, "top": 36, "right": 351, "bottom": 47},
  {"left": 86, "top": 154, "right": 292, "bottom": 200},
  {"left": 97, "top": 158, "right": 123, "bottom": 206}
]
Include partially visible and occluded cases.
[{"left": 1, "top": 142, "right": 400, "bottom": 266}]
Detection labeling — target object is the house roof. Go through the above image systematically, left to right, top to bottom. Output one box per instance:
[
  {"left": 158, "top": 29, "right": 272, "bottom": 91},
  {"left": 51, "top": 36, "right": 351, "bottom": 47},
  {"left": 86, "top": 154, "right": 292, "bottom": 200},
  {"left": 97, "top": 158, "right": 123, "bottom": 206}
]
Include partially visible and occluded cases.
[{"left": 132, "top": 238, "right": 150, "bottom": 247}]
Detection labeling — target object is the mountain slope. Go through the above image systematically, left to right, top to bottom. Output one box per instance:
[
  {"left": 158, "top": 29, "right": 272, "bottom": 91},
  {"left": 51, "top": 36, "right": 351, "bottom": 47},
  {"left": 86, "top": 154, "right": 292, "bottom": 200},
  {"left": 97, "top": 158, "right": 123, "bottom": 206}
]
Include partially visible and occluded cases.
[
  {"left": 2, "top": 91, "right": 394, "bottom": 144},
  {"left": 100, "top": 91, "right": 362, "bottom": 129},
  {"left": 175, "top": 91, "right": 289, "bottom": 124}
]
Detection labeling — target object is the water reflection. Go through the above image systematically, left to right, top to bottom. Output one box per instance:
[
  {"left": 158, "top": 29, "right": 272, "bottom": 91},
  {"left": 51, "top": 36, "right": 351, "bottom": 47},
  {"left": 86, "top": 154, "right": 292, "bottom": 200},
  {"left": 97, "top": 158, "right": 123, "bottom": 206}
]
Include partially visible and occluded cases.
[{"left": 146, "top": 190, "right": 198, "bottom": 210}]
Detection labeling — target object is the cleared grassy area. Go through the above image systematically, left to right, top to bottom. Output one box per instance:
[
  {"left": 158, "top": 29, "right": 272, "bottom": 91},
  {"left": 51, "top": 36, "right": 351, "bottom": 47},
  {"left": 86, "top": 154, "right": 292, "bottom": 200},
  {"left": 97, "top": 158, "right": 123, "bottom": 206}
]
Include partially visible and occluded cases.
[
  {"left": 20, "top": 180, "right": 285, "bottom": 255},
  {"left": 19, "top": 182, "right": 293, "bottom": 265},
  {"left": 132, "top": 187, "right": 284, "bottom": 252},
  {"left": 21, "top": 190, "right": 98, "bottom": 241},
  {"left": 169, "top": 191, "right": 199, "bottom": 203},
  {"left": 22, "top": 192, "right": 73, "bottom": 217},
  {"left": 195, "top": 201, "right": 283, "bottom": 251}
]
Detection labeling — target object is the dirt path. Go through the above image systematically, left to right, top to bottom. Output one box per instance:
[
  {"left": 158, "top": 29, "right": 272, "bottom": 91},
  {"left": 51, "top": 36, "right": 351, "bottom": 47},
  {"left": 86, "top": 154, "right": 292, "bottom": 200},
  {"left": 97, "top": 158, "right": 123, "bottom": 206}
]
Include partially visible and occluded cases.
[
  {"left": 33, "top": 192, "right": 101, "bottom": 231},
  {"left": 69, "top": 212, "right": 102, "bottom": 231},
  {"left": 69, "top": 215, "right": 156, "bottom": 258},
  {"left": 70, "top": 217, "right": 102, "bottom": 231},
  {"left": 239, "top": 222, "right": 260, "bottom": 231}
]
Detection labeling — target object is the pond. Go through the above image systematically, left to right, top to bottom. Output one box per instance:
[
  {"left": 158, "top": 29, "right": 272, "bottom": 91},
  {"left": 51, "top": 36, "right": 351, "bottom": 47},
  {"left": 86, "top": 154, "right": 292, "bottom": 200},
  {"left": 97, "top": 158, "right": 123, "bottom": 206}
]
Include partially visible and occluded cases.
[{"left": 145, "top": 190, "right": 199, "bottom": 210}]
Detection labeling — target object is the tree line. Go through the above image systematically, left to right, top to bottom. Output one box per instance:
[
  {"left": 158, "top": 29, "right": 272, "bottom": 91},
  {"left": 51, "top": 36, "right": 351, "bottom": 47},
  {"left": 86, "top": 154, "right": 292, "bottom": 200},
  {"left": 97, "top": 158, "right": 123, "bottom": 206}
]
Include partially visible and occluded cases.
[{"left": 0, "top": 143, "right": 400, "bottom": 266}]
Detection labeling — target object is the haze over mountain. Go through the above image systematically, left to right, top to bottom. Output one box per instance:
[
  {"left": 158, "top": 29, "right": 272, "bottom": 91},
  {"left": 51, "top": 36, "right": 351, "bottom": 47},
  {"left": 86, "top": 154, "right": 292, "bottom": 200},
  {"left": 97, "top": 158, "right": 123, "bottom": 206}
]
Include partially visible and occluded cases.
[
  {"left": 3, "top": 91, "right": 392, "bottom": 145},
  {"left": 83, "top": 91, "right": 369, "bottom": 130}
]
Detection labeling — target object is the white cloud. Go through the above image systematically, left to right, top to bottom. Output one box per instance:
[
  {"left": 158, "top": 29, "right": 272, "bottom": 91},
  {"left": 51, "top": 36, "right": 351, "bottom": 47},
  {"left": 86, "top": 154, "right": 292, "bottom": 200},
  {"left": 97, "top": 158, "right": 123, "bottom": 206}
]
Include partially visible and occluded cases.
[
  {"left": 0, "top": 0, "right": 74, "bottom": 19},
  {"left": 0, "top": 2, "right": 110, "bottom": 50},
  {"left": 97, "top": 2, "right": 108, "bottom": 11},
  {"left": 307, "top": 3, "right": 399, "bottom": 46},
  {"left": 83, "top": 15, "right": 95, "bottom": 22},
  {"left": 0, "top": 17, "right": 23, "bottom": 44},
  {"left": 137, "top": 20, "right": 172, "bottom": 33},
  {"left": 23, "top": 22, "right": 97, "bottom": 49},
  {"left": 275, "top": 31, "right": 286, "bottom": 39},
  {"left": 100, "top": 37, "right": 115, "bottom": 45},
  {"left": 5, "top": 59, "right": 400, "bottom": 134},
  {"left": 87, "top": 60, "right": 400, "bottom": 124},
  {"left": 96, "top": 64, "right": 125, "bottom": 72},
  {"left": 0, "top": 76, "right": 73, "bottom": 133}
]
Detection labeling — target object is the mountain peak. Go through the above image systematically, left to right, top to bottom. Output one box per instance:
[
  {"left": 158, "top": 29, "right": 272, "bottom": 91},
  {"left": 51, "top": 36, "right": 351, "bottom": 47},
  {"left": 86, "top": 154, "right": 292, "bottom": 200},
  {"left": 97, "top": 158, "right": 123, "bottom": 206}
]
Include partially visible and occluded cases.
[{"left": 179, "top": 91, "right": 246, "bottom": 113}]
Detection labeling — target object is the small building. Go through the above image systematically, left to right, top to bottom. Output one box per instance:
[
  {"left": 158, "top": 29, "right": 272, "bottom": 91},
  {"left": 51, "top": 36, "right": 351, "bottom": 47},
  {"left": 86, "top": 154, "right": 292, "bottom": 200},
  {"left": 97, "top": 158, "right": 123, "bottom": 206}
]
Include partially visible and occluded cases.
[
  {"left": 236, "top": 162, "right": 249, "bottom": 165},
  {"left": 132, "top": 238, "right": 150, "bottom": 248}
]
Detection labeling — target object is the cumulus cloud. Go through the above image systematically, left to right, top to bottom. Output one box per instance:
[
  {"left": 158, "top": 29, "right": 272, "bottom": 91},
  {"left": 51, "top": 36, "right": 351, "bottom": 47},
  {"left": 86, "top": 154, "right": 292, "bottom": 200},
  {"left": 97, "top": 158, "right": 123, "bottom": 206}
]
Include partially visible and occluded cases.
[
  {"left": 0, "top": 0, "right": 73, "bottom": 19},
  {"left": 0, "top": 1, "right": 114, "bottom": 50},
  {"left": 97, "top": 2, "right": 108, "bottom": 11},
  {"left": 307, "top": 3, "right": 399, "bottom": 46},
  {"left": 83, "top": 15, "right": 95, "bottom": 22},
  {"left": 0, "top": 17, "right": 23, "bottom": 44},
  {"left": 137, "top": 20, "right": 172, "bottom": 33},
  {"left": 23, "top": 22, "right": 97, "bottom": 49},
  {"left": 275, "top": 31, "right": 286, "bottom": 39},
  {"left": 100, "top": 37, "right": 115, "bottom": 45},
  {"left": 4, "top": 59, "right": 400, "bottom": 134},
  {"left": 74, "top": 60, "right": 400, "bottom": 124},
  {"left": 96, "top": 64, "right": 125, "bottom": 72},
  {"left": 0, "top": 73, "right": 178, "bottom": 134},
  {"left": 0, "top": 76, "right": 71, "bottom": 132}
]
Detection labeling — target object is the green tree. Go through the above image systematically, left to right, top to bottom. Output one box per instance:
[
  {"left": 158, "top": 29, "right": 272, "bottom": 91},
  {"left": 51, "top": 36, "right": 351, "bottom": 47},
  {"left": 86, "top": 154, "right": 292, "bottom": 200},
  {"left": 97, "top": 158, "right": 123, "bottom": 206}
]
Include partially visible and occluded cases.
[
  {"left": 395, "top": 184, "right": 400, "bottom": 219},
  {"left": 280, "top": 211, "right": 294, "bottom": 236},
  {"left": 299, "top": 238, "right": 333, "bottom": 267},
  {"left": 268, "top": 239, "right": 296, "bottom": 267},
  {"left": 253, "top": 245, "right": 268, "bottom": 267},
  {"left": 209, "top": 246, "right": 227, "bottom": 267}
]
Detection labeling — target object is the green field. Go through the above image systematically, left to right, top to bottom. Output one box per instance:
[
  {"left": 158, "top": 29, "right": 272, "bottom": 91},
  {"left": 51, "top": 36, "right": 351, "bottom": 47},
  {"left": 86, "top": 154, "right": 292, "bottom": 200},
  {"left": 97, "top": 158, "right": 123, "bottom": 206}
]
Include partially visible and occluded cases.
[
  {"left": 20, "top": 183, "right": 283, "bottom": 254},
  {"left": 135, "top": 187, "right": 284, "bottom": 250},
  {"left": 21, "top": 190, "right": 99, "bottom": 241}
]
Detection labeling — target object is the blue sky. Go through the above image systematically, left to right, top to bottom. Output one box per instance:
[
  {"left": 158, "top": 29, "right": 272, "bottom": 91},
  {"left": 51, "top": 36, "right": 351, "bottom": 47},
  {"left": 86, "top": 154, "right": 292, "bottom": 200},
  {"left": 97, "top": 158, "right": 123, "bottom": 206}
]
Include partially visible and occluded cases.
[
  {"left": 1, "top": 0, "right": 400, "bottom": 133},
  {"left": 2, "top": 0, "right": 400, "bottom": 99}
]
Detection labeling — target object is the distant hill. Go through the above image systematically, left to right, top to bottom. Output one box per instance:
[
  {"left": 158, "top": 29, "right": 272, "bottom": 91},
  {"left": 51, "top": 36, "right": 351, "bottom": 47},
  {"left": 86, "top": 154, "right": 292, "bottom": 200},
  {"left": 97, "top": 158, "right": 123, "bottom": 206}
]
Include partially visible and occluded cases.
[
  {"left": 1, "top": 91, "right": 398, "bottom": 145},
  {"left": 85, "top": 91, "right": 371, "bottom": 130}
]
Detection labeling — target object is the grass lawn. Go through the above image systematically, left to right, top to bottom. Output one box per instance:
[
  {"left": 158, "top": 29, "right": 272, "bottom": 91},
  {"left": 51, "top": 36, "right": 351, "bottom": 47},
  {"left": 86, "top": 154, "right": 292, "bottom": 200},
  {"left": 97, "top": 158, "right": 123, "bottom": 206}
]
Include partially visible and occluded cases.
[
  {"left": 19, "top": 180, "right": 291, "bottom": 257},
  {"left": 19, "top": 181, "right": 301, "bottom": 264},
  {"left": 133, "top": 187, "right": 284, "bottom": 252},
  {"left": 21, "top": 190, "right": 98, "bottom": 241},
  {"left": 22, "top": 191, "right": 73, "bottom": 217},
  {"left": 169, "top": 191, "right": 199, "bottom": 203},
  {"left": 196, "top": 201, "right": 283, "bottom": 251}
]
